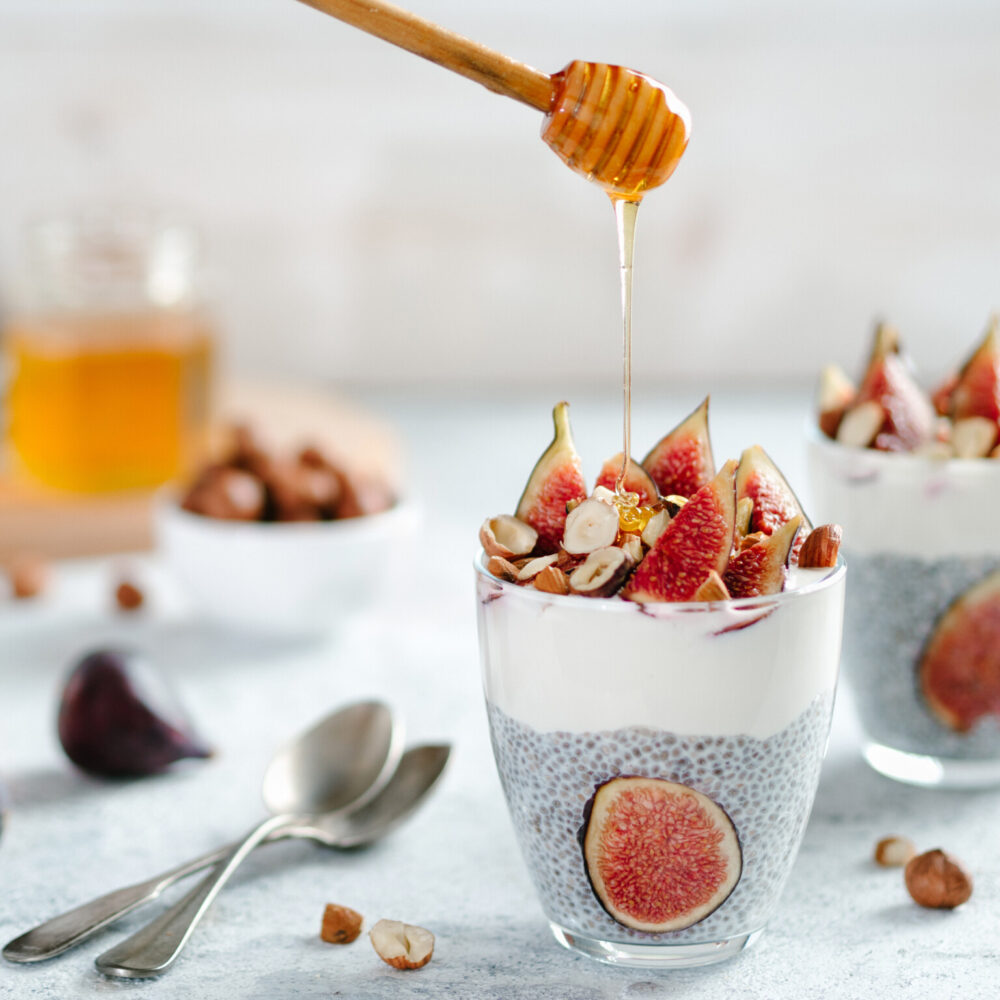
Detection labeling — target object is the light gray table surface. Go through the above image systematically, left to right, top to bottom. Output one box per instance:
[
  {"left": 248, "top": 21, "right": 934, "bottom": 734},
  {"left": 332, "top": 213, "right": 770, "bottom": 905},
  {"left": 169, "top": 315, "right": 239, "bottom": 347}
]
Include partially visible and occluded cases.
[{"left": 1, "top": 388, "right": 996, "bottom": 1000}]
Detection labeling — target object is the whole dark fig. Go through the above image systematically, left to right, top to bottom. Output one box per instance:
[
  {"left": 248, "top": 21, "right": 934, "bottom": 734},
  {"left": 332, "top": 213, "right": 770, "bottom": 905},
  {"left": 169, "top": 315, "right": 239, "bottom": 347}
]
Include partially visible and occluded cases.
[{"left": 58, "top": 649, "right": 212, "bottom": 778}]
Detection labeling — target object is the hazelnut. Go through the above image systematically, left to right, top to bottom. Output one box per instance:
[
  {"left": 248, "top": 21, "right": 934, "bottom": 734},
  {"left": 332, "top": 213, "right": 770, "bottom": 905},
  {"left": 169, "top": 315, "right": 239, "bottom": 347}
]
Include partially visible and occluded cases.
[
  {"left": 8, "top": 553, "right": 49, "bottom": 599},
  {"left": 115, "top": 580, "right": 144, "bottom": 612},
  {"left": 873, "top": 835, "right": 917, "bottom": 868},
  {"left": 904, "top": 849, "right": 972, "bottom": 909},
  {"left": 320, "top": 903, "right": 363, "bottom": 944},
  {"left": 369, "top": 919, "right": 434, "bottom": 970}
]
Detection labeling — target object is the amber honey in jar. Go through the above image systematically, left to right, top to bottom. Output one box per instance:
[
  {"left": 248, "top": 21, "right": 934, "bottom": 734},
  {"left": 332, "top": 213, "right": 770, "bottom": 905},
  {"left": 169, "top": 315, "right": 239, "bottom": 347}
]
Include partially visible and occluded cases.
[{"left": 3, "top": 211, "right": 214, "bottom": 492}]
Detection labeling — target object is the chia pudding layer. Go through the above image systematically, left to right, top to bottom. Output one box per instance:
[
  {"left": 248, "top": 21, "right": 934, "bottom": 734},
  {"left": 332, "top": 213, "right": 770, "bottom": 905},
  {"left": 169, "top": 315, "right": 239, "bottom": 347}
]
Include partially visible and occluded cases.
[
  {"left": 843, "top": 551, "right": 1000, "bottom": 758},
  {"left": 487, "top": 696, "right": 834, "bottom": 943}
]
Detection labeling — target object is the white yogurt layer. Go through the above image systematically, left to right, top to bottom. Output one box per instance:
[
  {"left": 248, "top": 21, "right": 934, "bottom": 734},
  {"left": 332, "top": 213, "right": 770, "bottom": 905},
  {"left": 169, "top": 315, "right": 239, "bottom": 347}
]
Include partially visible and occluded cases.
[
  {"left": 806, "top": 431, "right": 1000, "bottom": 559},
  {"left": 477, "top": 562, "right": 845, "bottom": 741}
]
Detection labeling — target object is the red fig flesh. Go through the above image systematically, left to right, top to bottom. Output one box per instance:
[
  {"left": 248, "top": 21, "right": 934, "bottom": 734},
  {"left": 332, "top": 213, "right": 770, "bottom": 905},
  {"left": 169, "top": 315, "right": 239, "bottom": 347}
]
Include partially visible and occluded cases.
[
  {"left": 951, "top": 318, "right": 1000, "bottom": 428},
  {"left": 854, "top": 323, "right": 935, "bottom": 450},
  {"left": 641, "top": 397, "right": 714, "bottom": 499},
  {"left": 515, "top": 402, "right": 587, "bottom": 554},
  {"left": 735, "top": 445, "right": 812, "bottom": 565},
  {"left": 593, "top": 453, "right": 658, "bottom": 505},
  {"left": 625, "top": 460, "right": 736, "bottom": 603},
  {"left": 723, "top": 515, "right": 801, "bottom": 598},
  {"left": 919, "top": 570, "right": 1000, "bottom": 733},
  {"left": 58, "top": 650, "right": 212, "bottom": 778},
  {"left": 582, "top": 776, "right": 742, "bottom": 933}
]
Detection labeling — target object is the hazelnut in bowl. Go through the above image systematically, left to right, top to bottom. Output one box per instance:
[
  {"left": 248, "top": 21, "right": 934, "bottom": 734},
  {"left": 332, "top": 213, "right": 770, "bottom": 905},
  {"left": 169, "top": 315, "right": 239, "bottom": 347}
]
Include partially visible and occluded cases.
[
  {"left": 807, "top": 318, "right": 1000, "bottom": 787},
  {"left": 155, "top": 429, "right": 416, "bottom": 639}
]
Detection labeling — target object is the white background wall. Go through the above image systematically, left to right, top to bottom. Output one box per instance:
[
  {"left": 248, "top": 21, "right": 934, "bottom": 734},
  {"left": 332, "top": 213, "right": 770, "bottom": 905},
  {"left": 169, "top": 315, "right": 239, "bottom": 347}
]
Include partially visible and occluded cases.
[{"left": 1, "top": 0, "right": 999, "bottom": 393}]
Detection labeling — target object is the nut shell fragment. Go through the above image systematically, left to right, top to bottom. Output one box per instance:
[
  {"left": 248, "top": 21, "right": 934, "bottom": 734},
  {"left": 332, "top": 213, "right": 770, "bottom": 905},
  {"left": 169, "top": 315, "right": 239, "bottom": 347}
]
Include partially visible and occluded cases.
[
  {"left": 486, "top": 555, "right": 519, "bottom": 582},
  {"left": 693, "top": 570, "right": 730, "bottom": 602},
  {"left": 904, "top": 849, "right": 972, "bottom": 909},
  {"left": 321, "top": 903, "right": 363, "bottom": 944},
  {"left": 369, "top": 919, "right": 435, "bottom": 970}
]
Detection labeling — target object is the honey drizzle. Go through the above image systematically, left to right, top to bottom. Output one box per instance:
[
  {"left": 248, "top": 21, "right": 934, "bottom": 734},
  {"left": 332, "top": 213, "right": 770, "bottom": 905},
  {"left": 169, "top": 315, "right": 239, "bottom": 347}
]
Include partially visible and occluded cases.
[{"left": 612, "top": 195, "right": 641, "bottom": 509}]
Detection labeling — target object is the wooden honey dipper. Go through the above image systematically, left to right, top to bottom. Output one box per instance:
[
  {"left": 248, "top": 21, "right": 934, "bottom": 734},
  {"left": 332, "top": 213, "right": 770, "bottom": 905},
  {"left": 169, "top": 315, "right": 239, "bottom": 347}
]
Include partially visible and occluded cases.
[{"left": 296, "top": 0, "right": 690, "bottom": 199}]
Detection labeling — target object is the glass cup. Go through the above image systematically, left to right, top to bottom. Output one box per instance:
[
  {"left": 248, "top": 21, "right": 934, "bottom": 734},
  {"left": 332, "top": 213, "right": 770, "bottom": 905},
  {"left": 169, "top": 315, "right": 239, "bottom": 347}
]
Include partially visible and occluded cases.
[
  {"left": 2, "top": 209, "right": 214, "bottom": 492},
  {"left": 808, "top": 432, "right": 1000, "bottom": 788},
  {"left": 475, "top": 557, "right": 846, "bottom": 968}
]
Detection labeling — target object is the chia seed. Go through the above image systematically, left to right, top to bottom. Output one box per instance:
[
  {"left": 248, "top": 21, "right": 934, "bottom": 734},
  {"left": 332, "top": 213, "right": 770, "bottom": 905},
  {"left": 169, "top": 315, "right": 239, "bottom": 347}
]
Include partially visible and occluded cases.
[{"left": 486, "top": 694, "right": 833, "bottom": 943}]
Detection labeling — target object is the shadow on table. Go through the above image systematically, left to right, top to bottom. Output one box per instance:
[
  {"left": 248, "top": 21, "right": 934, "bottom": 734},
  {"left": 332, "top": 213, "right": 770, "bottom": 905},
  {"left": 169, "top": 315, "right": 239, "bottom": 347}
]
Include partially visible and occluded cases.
[{"left": 811, "top": 749, "right": 1000, "bottom": 827}]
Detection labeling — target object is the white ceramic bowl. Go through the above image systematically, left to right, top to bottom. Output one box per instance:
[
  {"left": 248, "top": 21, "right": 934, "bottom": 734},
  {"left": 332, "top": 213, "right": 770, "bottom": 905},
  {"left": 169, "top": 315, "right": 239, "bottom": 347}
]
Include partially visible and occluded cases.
[{"left": 155, "top": 499, "right": 418, "bottom": 638}]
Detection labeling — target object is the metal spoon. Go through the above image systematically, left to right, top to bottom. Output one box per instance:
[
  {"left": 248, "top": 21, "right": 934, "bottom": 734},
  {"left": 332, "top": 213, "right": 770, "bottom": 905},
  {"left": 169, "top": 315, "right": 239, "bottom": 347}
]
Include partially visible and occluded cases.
[
  {"left": 3, "top": 699, "right": 403, "bottom": 965},
  {"left": 94, "top": 743, "right": 450, "bottom": 979}
]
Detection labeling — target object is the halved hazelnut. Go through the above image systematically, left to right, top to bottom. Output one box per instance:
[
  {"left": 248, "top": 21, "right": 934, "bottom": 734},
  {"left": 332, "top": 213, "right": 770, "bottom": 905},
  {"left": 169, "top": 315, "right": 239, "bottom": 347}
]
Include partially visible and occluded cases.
[
  {"left": 836, "top": 400, "right": 885, "bottom": 448},
  {"left": 952, "top": 416, "right": 998, "bottom": 459},
  {"left": 562, "top": 498, "right": 620, "bottom": 555},
  {"left": 640, "top": 507, "right": 671, "bottom": 549},
  {"left": 479, "top": 515, "right": 538, "bottom": 559},
  {"left": 569, "top": 546, "right": 630, "bottom": 597},
  {"left": 517, "top": 554, "right": 559, "bottom": 582},
  {"left": 874, "top": 835, "right": 917, "bottom": 868},
  {"left": 321, "top": 903, "right": 363, "bottom": 944},
  {"left": 369, "top": 919, "right": 434, "bottom": 969}
]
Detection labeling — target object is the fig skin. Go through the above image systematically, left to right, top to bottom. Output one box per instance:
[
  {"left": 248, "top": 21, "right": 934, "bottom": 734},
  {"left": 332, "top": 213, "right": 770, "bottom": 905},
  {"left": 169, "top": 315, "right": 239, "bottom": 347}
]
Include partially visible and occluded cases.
[{"left": 57, "top": 650, "right": 212, "bottom": 778}]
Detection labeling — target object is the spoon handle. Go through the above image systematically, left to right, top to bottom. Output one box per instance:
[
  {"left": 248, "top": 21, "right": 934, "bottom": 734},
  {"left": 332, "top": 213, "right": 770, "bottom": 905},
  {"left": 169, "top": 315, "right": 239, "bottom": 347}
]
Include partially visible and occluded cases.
[
  {"left": 95, "top": 813, "right": 294, "bottom": 979},
  {"left": 2, "top": 844, "right": 233, "bottom": 964}
]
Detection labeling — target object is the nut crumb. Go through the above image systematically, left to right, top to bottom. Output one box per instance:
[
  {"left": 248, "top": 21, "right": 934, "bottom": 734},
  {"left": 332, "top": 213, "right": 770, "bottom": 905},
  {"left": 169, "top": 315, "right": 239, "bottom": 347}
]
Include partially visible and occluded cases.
[{"left": 320, "top": 903, "right": 363, "bottom": 944}]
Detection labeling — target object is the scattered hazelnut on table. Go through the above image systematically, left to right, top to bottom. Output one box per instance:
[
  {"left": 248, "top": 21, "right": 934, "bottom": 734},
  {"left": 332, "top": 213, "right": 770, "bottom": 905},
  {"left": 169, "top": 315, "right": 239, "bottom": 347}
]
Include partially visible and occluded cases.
[
  {"left": 7, "top": 553, "right": 49, "bottom": 599},
  {"left": 115, "top": 579, "right": 145, "bottom": 612},
  {"left": 873, "top": 835, "right": 917, "bottom": 868},
  {"left": 904, "top": 849, "right": 972, "bottom": 909},
  {"left": 320, "top": 903, "right": 363, "bottom": 944},
  {"left": 369, "top": 919, "right": 435, "bottom": 970}
]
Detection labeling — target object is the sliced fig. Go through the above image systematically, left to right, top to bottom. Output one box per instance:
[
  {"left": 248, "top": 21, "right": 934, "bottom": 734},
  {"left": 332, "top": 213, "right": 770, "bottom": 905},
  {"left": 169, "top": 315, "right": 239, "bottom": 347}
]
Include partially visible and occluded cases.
[
  {"left": 951, "top": 317, "right": 1000, "bottom": 428},
  {"left": 854, "top": 322, "right": 935, "bottom": 450},
  {"left": 816, "top": 364, "right": 857, "bottom": 439},
  {"left": 931, "top": 372, "right": 959, "bottom": 418},
  {"left": 641, "top": 397, "right": 715, "bottom": 499},
  {"left": 515, "top": 402, "right": 588, "bottom": 553},
  {"left": 735, "top": 445, "right": 812, "bottom": 565},
  {"left": 593, "top": 453, "right": 659, "bottom": 504},
  {"left": 625, "top": 460, "right": 736, "bottom": 603},
  {"left": 723, "top": 515, "right": 801, "bottom": 598},
  {"left": 919, "top": 569, "right": 1000, "bottom": 733},
  {"left": 58, "top": 649, "right": 212, "bottom": 778},
  {"left": 581, "top": 776, "right": 742, "bottom": 933}
]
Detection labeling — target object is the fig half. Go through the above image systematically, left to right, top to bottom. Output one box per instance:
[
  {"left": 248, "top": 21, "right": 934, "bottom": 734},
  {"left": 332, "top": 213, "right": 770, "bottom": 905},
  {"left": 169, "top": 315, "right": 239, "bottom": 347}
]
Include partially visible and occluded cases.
[
  {"left": 641, "top": 396, "right": 714, "bottom": 499},
  {"left": 919, "top": 570, "right": 1000, "bottom": 733},
  {"left": 58, "top": 649, "right": 212, "bottom": 778},
  {"left": 581, "top": 776, "right": 742, "bottom": 933}
]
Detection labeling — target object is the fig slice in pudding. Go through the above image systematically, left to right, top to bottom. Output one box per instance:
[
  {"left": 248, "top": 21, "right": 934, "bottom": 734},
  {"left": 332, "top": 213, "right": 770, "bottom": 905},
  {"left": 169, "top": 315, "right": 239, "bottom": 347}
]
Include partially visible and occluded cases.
[
  {"left": 951, "top": 315, "right": 1000, "bottom": 428},
  {"left": 854, "top": 321, "right": 935, "bottom": 451},
  {"left": 641, "top": 396, "right": 714, "bottom": 499},
  {"left": 515, "top": 401, "right": 588, "bottom": 553},
  {"left": 735, "top": 445, "right": 812, "bottom": 565},
  {"left": 593, "top": 453, "right": 658, "bottom": 504},
  {"left": 625, "top": 460, "right": 736, "bottom": 603},
  {"left": 723, "top": 515, "right": 801, "bottom": 598},
  {"left": 919, "top": 569, "right": 1000, "bottom": 733},
  {"left": 581, "top": 776, "right": 742, "bottom": 933}
]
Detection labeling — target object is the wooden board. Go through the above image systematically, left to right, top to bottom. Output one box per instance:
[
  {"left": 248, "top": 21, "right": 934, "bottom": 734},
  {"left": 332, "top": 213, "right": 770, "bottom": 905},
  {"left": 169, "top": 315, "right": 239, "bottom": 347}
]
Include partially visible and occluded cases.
[{"left": 0, "top": 380, "right": 402, "bottom": 561}]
